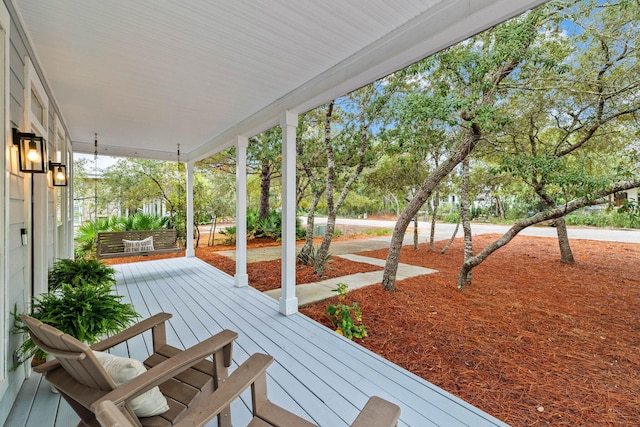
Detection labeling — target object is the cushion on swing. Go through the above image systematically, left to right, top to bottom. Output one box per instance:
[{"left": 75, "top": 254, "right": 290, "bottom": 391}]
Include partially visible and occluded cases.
[{"left": 122, "top": 236, "right": 154, "bottom": 252}]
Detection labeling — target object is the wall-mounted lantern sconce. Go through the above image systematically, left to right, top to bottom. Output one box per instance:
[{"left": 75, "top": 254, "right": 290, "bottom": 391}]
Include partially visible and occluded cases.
[
  {"left": 13, "top": 128, "right": 47, "bottom": 173},
  {"left": 49, "top": 161, "right": 68, "bottom": 186},
  {"left": 20, "top": 228, "right": 28, "bottom": 246}
]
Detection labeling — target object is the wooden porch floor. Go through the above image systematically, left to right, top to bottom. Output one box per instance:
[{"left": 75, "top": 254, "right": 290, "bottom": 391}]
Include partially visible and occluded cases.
[{"left": 7, "top": 257, "right": 509, "bottom": 427}]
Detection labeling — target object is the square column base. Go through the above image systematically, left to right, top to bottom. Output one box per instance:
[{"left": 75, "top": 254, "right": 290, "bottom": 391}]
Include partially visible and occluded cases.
[
  {"left": 234, "top": 274, "right": 248, "bottom": 288},
  {"left": 279, "top": 297, "right": 299, "bottom": 316}
]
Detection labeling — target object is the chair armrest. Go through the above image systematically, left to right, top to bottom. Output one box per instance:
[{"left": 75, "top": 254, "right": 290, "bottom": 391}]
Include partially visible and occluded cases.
[
  {"left": 91, "top": 312, "right": 173, "bottom": 352},
  {"left": 33, "top": 313, "right": 173, "bottom": 375},
  {"left": 91, "top": 329, "right": 238, "bottom": 409},
  {"left": 175, "top": 353, "right": 273, "bottom": 427},
  {"left": 350, "top": 396, "right": 401, "bottom": 427},
  {"left": 95, "top": 401, "right": 136, "bottom": 426}
]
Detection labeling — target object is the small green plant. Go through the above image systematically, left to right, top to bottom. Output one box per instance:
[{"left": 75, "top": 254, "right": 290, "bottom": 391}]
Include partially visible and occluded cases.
[
  {"left": 219, "top": 226, "right": 237, "bottom": 244},
  {"left": 364, "top": 228, "right": 392, "bottom": 237},
  {"left": 297, "top": 245, "right": 332, "bottom": 269},
  {"left": 48, "top": 258, "right": 116, "bottom": 291},
  {"left": 11, "top": 283, "right": 139, "bottom": 369},
  {"left": 325, "top": 283, "right": 367, "bottom": 340}
]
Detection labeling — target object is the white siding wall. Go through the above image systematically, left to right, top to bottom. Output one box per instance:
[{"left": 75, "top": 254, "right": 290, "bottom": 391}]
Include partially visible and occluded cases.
[{"left": 0, "top": 1, "right": 73, "bottom": 423}]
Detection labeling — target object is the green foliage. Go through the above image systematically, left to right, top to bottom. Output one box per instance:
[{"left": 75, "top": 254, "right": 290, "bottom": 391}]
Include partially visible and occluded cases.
[
  {"left": 565, "top": 202, "right": 640, "bottom": 229},
  {"left": 246, "top": 209, "right": 305, "bottom": 240},
  {"left": 443, "top": 211, "right": 460, "bottom": 224},
  {"left": 219, "top": 226, "right": 236, "bottom": 244},
  {"left": 364, "top": 228, "right": 392, "bottom": 237},
  {"left": 297, "top": 245, "right": 332, "bottom": 268},
  {"left": 48, "top": 258, "right": 116, "bottom": 291},
  {"left": 12, "top": 283, "right": 139, "bottom": 369},
  {"left": 325, "top": 283, "right": 367, "bottom": 340}
]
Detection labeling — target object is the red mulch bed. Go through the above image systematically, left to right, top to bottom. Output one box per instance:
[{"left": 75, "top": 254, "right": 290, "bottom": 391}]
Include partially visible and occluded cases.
[
  {"left": 300, "top": 234, "right": 640, "bottom": 426},
  {"left": 105, "top": 239, "right": 382, "bottom": 292},
  {"left": 195, "top": 250, "right": 382, "bottom": 292}
]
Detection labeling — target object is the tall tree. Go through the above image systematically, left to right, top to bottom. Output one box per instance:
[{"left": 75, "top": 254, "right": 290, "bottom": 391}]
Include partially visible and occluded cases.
[
  {"left": 489, "top": 0, "right": 640, "bottom": 265},
  {"left": 381, "top": 8, "right": 546, "bottom": 291},
  {"left": 314, "top": 77, "right": 401, "bottom": 275},
  {"left": 297, "top": 111, "right": 328, "bottom": 261},
  {"left": 248, "top": 127, "right": 282, "bottom": 220}
]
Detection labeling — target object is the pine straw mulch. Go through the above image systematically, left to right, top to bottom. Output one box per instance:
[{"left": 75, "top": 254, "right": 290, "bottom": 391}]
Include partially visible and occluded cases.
[
  {"left": 300, "top": 234, "right": 640, "bottom": 426},
  {"left": 105, "top": 238, "right": 382, "bottom": 292},
  {"left": 195, "top": 250, "right": 382, "bottom": 292}
]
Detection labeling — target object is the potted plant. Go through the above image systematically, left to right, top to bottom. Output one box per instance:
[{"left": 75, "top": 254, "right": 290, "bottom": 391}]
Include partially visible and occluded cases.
[
  {"left": 48, "top": 258, "right": 116, "bottom": 290},
  {"left": 12, "top": 259, "right": 138, "bottom": 370}
]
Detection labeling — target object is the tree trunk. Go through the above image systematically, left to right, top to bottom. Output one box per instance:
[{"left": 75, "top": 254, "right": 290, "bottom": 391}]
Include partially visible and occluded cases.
[
  {"left": 315, "top": 98, "right": 371, "bottom": 275},
  {"left": 313, "top": 101, "right": 335, "bottom": 275},
  {"left": 382, "top": 124, "right": 482, "bottom": 291},
  {"left": 459, "top": 157, "right": 473, "bottom": 287},
  {"left": 258, "top": 161, "right": 271, "bottom": 220},
  {"left": 457, "top": 178, "right": 640, "bottom": 288},
  {"left": 299, "top": 188, "right": 324, "bottom": 261},
  {"left": 538, "top": 188, "right": 575, "bottom": 264},
  {"left": 429, "top": 190, "right": 440, "bottom": 251},
  {"left": 390, "top": 194, "right": 400, "bottom": 217},
  {"left": 495, "top": 194, "right": 505, "bottom": 219},
  {"left": 314, "top": 212, "right": 336, "bottom": 275},
  {"left": 413, "top": 214, "right": 419, "bottom": 250},
  {"left": 208, "top": 216, "right": 217, "bottom": 246},
  {"left": 440, "top": 216, "right": 460, "bottom": 254},
  {"left": 554, "top": 217, "right": 575, "bottom": 263}
]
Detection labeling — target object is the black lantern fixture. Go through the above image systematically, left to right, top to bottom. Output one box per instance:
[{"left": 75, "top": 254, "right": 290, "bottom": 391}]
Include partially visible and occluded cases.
[
  {"left": 13, "top": 128, "right": 47, "bottom": 173},
  {"left": 49, "top": 161, "right": 68, "bottom": 186}
]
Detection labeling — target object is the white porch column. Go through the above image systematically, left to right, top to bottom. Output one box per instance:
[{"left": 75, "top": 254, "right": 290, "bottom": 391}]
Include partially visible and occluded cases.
[
  {"left": 279, "top": 111, "right": 298, "bottom": 315},
  {"left": 234, "top": 136, "right": 249, "bottom": 287},
  {"left": 185, "top": 161, "right": 195, "bottom": 258}
]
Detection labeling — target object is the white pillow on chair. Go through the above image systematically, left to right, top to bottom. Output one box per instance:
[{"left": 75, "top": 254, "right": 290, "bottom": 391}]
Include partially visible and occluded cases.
[{"left": 93, "top": 351, "right": 169, "bottom": 417}]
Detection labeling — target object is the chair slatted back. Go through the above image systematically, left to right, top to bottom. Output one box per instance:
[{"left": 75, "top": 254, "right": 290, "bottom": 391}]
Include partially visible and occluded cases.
[{"left": 21, "top": 315, "right": 116, "bottom": 391}]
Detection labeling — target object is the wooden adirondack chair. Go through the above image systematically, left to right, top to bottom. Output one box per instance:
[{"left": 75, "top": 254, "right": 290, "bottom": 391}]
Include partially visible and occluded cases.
[
  {"left": 23, "top": 312, "right": 238, "bottom": 427},
  {"left": 95, "top": 353, "right": 401, "bottom": 427}
]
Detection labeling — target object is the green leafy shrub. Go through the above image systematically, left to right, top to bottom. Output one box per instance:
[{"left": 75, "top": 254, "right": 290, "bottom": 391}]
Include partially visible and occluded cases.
[
  {"left": 246, "top": 209, "right": 306, "bottom": 240},
  {"left": 443, "top": 211, "right": 460, "bottom": 223},
  {"left": 220, "top": 226, "right": 237, "bottom": 244},
  {"left": 297, "top": 246, "right": 332, "bottom": 268},
  {"left": 48, "top": 258, "right": 116, "bottom": 291},
  {"left": 12, "top": 283, "right": 139, "bottom": 369},
  {"left": 325, "top": 283, "right": 367, "bottom": 340}
]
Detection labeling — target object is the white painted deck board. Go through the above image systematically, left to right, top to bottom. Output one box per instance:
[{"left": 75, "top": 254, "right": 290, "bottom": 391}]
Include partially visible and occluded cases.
[{"left": 6, "top": 257, "right": 510, "bottom": 427}]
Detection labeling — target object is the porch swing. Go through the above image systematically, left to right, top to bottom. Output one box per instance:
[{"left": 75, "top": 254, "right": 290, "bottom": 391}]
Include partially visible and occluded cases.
[{"left": 95, "top": 139, "right": 183, "bottom": 260}]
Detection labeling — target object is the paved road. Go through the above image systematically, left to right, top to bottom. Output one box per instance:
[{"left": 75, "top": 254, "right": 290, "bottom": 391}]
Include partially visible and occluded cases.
[
  {"left": 310, "top": 217, "right": 640, "bottom": 244},
  {"left": 215, "top": 218, "right": 640, "bottom": 262}
]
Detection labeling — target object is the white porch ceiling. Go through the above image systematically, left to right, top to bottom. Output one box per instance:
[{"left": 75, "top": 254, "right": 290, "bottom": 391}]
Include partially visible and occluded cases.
[{"left": 14, "top": 0, "right": 547, "bottom": 162}]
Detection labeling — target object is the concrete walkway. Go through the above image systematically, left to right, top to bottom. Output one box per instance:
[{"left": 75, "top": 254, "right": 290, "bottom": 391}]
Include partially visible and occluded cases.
[{"left": 264, "top": 254, "right": 437, "bottom": 306}]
